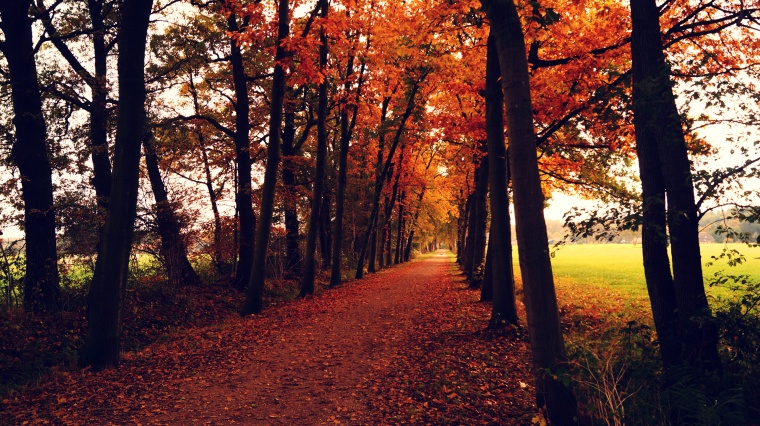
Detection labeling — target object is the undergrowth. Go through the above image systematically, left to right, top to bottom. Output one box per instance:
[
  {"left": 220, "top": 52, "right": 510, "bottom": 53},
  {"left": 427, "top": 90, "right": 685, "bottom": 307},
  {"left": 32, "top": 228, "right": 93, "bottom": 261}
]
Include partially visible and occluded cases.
[
  {"left": 0, "top": 254, "right": 333, "bottom": 396},
  {"left": 560, "top": 272, "right": 760, "bottom": 426}
]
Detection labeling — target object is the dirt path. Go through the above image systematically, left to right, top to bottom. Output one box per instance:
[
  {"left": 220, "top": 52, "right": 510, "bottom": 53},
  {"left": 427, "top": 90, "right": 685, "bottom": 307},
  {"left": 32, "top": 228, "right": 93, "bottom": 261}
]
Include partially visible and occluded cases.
[{"left": 2, "top": 251, "right": 536, "bottom": 425}]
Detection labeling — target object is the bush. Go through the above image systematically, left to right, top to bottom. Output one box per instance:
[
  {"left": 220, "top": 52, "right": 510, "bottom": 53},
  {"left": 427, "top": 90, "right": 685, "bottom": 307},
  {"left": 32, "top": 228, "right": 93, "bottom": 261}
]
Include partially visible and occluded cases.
[{"left": 712, "top": 274, "right": 760, "bottom": 420}]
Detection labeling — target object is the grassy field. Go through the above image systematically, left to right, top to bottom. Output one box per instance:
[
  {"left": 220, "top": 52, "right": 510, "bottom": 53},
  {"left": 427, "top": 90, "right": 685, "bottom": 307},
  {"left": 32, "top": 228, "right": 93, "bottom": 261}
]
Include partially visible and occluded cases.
[{"left": 546, "top": 243, "right": 760, "bottom": 306}]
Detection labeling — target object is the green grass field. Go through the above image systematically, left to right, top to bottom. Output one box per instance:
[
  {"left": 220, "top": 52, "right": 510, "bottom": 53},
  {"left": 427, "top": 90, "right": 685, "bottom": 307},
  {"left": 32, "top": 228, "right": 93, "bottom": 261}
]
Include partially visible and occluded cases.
[{"left": 546, "top": 243, "right": 760, "bottom": 306}]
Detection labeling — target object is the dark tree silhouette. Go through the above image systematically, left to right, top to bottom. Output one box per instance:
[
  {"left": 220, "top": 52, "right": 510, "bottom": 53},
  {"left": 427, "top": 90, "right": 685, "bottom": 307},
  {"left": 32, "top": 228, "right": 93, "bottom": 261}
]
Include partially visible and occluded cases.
[
  {"left": 0, "top": 0, "right": 61, "bottom": 313},
  {"left": 79, "top": 0, "right": 154, "bottom": 370},
  {"left": 241, "top": 0, "right": 290, "bottom": 316},
  {"left": 301, "top": 0, "right": 330, "bottom": 296},
  {"left": 630, "top": 0, "right": 720, "bottom": 372},
  {"left": 482, "top": 1, "right": 579, "bottom": 422},
  {"left": 227, "top": 8, "right": 257, "bottom": 292},
  {"left": 484, "top": 33, "right": 518, "bottom": 327},
  {"left": 143, "top": 135, "right": 202, "bottom": 287}
]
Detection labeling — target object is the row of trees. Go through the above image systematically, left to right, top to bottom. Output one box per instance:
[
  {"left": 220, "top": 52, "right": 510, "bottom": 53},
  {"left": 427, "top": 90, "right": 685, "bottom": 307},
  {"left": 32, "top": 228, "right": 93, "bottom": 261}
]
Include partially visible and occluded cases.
[
  {"left": 1, "top": 0, "right": 469, "bottom": 369},
  {"left": 2, "top": 0, "right": 759, "bottom": 421},
  {"left": 454, "top": 0, "right": 760, "bottom": 422}
]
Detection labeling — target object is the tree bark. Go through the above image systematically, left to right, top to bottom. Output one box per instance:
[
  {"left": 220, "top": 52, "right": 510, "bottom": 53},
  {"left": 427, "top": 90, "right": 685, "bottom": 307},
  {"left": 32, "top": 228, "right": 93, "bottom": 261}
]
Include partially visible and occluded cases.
[
  {"left": 0, "top": 0, "right": 61, "bottom": 313},
  {"left": 79, "top": 0, "right": 153, "bottom": 370},
  {"left": 87, "top": 0, "right": 113, "bottom": 217},
  {"left": 241, "top": 0, "right": 289, "bottom": 316},
  {"left": 301, "top": 0, "right": 329, "bottom": 296},
  {"left": 630, "top": 0, "right": 720, "bottom": 371},
  {"left": 482, "top": 4, "right": 579, "bottom": 422},
  {"left": 228, "top": 10, "right": 256, "bottom": 292},
  {"left": 484, "top": 33, "right": 518, "bottom": 327},
  {"left": 330, "top": 52, "right": 366, "bottom": 287},
  {"left": 366, "top": 98, "right": 389, "bottom": 276},
  {"left": 282, "top": 103, "right": 303, "bottom": 279},
  {"left": 143, "top": 136, "right": 202, "bottom": 287},
  {"left": 469, "top": 143, "right": 489, "bottom": 286},
  {"left": 380, "top": 161, "right": 401, "bottom": 268},
  {"left": 463, "top": 180, "right": 478, "bottom": 274},
  {"left": 403, "top": 188, "right": 425, "bottom": 262},
  {"left": 319, "top": 193, "right": 332, "bottom": 270},
  {"left": 394, "top": 193, "right": 406, "bottom": 265},
  {"left": 457, "top": 195, "right": 472, "bottom": 266},
  {"left": 480, "top": 223, "right": 494, "bottom": 302},
  {"left": 368, "top": 227, "right": 378, "bottom": 273},
  {"left": 403, "top": 229, "right": 414, "bottom": 262}
]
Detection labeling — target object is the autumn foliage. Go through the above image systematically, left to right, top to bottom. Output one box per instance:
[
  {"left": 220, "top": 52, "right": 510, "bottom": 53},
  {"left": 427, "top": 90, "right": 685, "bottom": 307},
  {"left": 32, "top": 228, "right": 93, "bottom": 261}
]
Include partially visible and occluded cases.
[{"left": 1, "top": 0, "right": 759, "bottom": 423}]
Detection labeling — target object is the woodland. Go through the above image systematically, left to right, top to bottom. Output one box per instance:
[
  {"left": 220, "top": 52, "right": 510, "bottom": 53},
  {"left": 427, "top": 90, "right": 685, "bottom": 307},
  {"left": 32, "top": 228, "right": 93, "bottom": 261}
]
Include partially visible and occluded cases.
[{"left": 1, "top": 0, "right": 760, "bottom": 424}]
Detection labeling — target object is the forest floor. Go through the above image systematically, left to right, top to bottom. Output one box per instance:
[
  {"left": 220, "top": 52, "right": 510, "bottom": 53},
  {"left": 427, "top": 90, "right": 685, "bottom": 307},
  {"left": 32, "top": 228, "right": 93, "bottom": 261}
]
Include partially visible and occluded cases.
[{"left": 1, "top": 251, "right": 537, "bottom": 425}]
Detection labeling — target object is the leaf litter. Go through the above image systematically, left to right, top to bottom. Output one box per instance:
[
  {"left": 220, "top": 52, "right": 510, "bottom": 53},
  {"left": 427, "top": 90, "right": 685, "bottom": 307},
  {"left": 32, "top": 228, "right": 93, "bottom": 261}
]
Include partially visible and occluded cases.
[{"left": 1, "top": 253, "right": 535, "bottom": 424}]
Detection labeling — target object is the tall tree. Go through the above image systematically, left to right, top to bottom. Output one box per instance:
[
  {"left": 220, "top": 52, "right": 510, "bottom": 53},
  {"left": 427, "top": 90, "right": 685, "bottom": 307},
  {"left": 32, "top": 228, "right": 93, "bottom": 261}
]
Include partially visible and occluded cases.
[
  {"left": 0, "top": 0, "right": 61, "bottom": 313},
  {"left": 79, "top": 0, "right": 154, "bottom": 370},
  {"left": 241, "top": 0, "right": 289, "bottom": 315},
  {"left": 301, "top": 0, "right": 330, "bottom": 296},
  {"left": 629, "top": 0, "right": 680, "bottom": 371},
  {"left": 630, "top": 0, "right": 720, "bottom": 371},
  {"left": 482, "top": 1, "right": 578, "bottom": 422},
  {"left": 227, "top": 7, "right": 257, "bottom": 291},
  {"left": 484, "top": 33, "right": 517, "bottom": 327},
  {"left": 329, "top": 48, "right": 365, "bottom": 287},
  {"left": 281, "top": 100, "right": 303, "bottom": 279},
  {"left": 143, "top": 134, "right": 202, "bottom": 287},
  {"left": 468, "top": 141, "right": 488, "bottom": 286},
  {"left": 394, "top": 191, "right": 406, "bottom": 265},
  {"left": 318, "top": 192, "right": 332, "bottom": 269},
  {"left": 456, "top": 194, "right": 471, "bottom": 265},
  {"left": 480, "top": 222, "right": 494, "bottom": 302}
]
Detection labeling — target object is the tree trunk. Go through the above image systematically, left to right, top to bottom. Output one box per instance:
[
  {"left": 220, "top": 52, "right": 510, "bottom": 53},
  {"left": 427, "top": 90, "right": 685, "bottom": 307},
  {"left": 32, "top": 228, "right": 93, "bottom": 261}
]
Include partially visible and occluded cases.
[
  {"left": 79, "top": 0, "right": 153, "bottom": 370},
  {"left": 241, "top": 0, "right": 289, "bottom": 316},
  {"left": 301, "top": 0, "right": 329, "bottom": 296},
  {"left": 629, "top": 0, "right": 680, "bottom": 370},
  {"left": 630, "top": 0, "right": 720, "bottom": 371},
  {"left": 0, "top": 1, "right": 61, "bottom": 313},
  {"left": 87, "top": 1, "right": 113, "bottom": 226},
  {"left": 89, "top": 1, "right": 113, "bottom": 222},
  {"left": 482, "top": 4, "right": 579, "bottom": 422},
  {"left": 228, "top": 11, "right": 256, "bottom": 292},
  {"left": 484, "top": 33, "right": 518, "bottom": 327},
  {"left": 330, "top": 52, "right": 366, "bottom": 287},
  {"left": 330, "top": 97, "right": 351, "bottom": 287},
  {"left": 366, "top": 98, "right": 389, "bottom": 276},
  {"left": 282, "top": 104, "right": 303, "bottom": 279},
  {"left": 143, "top": 136, "right": 202, "bottom": 287},
  {"left": 469, "top": 144, "right": 489, "bottom": 286},
  {"left": 380, "top": 163, "right": 400, "bottom": 268},
  {"left": 463, "top": 184, "right": 478, "bottom": 274},
  {"left": 403, "top": 189, "right": 424, "bottom": 262},
  {"left": 394, "top": 192, "right": 405, "bottom": 265},
  {"left": 319, "top": 193, "right": 332, "bottom": 270},
  {"left": 457, "top": 195, "right": 472, "bottom": 266},
  {"left": 379, "top": 219, "right": 388, "bottom": 269},
  {"left": 384, "top": 222, "right": 393, "bottom": 266},
  {"left": 480, "top": 224, "right": 494, "bottom": 302},
  {"left": 368, "top": 227, "right": 379, "bottom": 273},
  {"left": 403, "top": 228, "right": 414, "bottom": 262}
]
